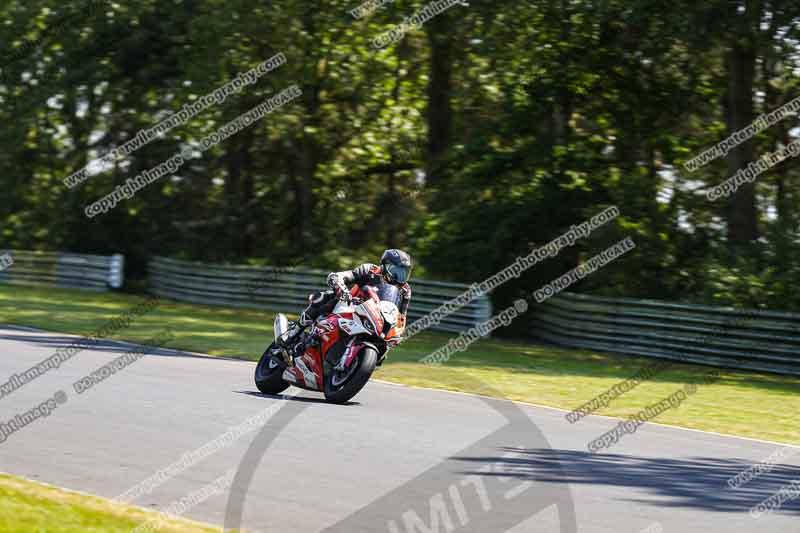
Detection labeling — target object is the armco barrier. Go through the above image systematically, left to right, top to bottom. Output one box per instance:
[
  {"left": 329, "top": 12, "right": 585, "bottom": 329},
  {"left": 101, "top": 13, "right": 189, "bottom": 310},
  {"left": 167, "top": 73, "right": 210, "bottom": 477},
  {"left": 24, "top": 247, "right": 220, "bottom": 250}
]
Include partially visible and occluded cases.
[
  {"left": 0, "top": 250, "right": 124, "bottom": 291},
  {"left": 148, "top": 256, "right": 493, "bottom": 334},
  {"left": 533, "top": 292, "right": 800, "bottom": 376}
]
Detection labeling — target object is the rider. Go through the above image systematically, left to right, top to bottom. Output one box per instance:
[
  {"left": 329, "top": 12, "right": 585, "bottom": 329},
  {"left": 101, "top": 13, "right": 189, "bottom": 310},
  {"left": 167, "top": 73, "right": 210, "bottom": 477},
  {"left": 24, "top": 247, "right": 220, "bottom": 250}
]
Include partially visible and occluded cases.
[{"left": 284, "top": 249, "right": 413, "bottom": 363}]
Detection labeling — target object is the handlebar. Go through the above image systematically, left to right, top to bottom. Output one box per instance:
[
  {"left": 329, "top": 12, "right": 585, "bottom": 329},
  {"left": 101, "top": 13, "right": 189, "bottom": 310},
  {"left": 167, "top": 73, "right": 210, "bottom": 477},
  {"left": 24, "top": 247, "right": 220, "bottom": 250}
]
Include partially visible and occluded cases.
[{"left": 337, "top": 285, "right": 351, "bottom": 302}]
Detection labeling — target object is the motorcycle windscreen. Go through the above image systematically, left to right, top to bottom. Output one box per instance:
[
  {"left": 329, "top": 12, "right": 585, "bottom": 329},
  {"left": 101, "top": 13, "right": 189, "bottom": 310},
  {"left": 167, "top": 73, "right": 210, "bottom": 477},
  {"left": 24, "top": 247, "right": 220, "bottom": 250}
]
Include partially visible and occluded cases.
[{"left": 375, "top": 280, "right": 402, "bottom": 307}]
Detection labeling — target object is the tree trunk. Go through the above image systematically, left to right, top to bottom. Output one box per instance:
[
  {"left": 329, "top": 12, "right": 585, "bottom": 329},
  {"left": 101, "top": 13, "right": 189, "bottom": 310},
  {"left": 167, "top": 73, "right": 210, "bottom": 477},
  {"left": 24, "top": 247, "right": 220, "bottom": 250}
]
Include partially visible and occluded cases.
[
  {"left": 425, "top": 16, "right": 454, "bottom": 186},
  {"left": 724, "top": 36, "right": 759, "bottom": 244},
  {"left": 224, "top": 128, "right": 256, "bottom": 256}
]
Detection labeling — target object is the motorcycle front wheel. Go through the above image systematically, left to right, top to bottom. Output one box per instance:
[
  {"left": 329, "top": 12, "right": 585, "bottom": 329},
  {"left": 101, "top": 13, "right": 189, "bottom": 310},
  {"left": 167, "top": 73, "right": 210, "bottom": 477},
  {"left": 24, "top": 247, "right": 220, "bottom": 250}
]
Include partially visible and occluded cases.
[
  {"left": 255, "top": 342, "right": 290, "bottom": 395},
  {"left": 324, "top": 346, "right": 377, "bottom": 404}
]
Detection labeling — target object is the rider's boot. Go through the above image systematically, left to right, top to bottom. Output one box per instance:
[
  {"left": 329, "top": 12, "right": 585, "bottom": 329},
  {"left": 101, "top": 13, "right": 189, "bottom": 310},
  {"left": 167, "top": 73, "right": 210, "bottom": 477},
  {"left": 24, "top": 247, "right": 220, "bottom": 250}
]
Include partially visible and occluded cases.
[
  {"left": 282, "top": 312, "right": 311, "bottom": 343},
  {"left": 285, "top": 312, "right": 316, "bottom": 364},
  {"left": 291, "top": 329, "right": 322, "bottom": 361}
]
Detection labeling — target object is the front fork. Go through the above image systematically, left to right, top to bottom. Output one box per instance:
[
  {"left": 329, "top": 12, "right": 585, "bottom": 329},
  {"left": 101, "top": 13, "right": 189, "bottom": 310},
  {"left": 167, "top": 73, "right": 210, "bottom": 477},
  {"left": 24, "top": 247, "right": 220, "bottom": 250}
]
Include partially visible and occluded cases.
[
  {"left": 271, "top": 321, "right": 304, "bottom": 367},
  {"left": 336, "top": 339, "right": 383, "bottom": 371},
  {"left": 268, "top": 344, "right": 291, "bottom": 369}
]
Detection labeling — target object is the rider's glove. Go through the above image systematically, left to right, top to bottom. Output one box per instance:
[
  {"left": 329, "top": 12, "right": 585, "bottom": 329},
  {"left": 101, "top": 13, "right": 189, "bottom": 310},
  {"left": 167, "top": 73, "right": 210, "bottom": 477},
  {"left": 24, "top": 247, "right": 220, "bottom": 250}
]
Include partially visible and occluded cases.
[
  {"left": 326, "top": 272, "right": 340, "bottom": 291},
  {"left": 327, "top": 272, "right": 350, "bottom": 302},
  {"left": 335, "top": 284, "right": 352, "bottom": 303},
  {"left": 340, "top": 289, "right": 352, "bottom": 304}
]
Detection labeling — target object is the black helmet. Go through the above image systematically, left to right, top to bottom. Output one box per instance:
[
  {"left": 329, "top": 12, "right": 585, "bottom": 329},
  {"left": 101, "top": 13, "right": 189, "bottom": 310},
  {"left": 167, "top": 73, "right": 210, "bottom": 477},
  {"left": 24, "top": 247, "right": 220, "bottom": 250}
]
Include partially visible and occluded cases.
[{"left": 381, "top": 249, "right": 412, "bottom": 283}]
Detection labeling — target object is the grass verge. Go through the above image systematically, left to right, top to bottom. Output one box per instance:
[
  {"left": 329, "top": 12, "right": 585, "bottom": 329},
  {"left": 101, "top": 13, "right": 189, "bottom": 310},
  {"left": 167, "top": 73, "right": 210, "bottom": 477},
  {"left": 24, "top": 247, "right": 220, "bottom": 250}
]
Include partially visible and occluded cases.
[{"left": 0, "top": 473, "right": 232, "bottom": 533}]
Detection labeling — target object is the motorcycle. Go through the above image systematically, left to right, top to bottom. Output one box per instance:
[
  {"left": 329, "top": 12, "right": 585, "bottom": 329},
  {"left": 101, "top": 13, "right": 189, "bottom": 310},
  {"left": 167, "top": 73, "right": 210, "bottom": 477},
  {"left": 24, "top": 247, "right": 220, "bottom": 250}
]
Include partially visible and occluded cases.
[{"left": 254, "top": 281, "right": 404, "bottom": 404}]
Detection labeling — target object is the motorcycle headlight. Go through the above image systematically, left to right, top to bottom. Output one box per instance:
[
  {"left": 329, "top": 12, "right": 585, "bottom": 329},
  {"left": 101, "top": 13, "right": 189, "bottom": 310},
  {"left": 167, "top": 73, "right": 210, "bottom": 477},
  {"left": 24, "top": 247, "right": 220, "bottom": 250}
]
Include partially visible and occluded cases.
[
  {"left": 379, "top": 301, "right": 399, "bottom": 325},
  {"left": 358, "top": 312, "right": 376, "bottom": 334}
]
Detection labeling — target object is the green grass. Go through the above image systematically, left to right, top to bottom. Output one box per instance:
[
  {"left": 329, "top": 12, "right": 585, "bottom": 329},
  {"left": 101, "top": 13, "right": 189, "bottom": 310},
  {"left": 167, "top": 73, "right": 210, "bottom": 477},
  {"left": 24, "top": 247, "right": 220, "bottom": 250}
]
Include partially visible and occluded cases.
[
  {"left": 1, "top": 284, "right": 798, "bottom": 446},
  {"left": 0, "top": 473, "right": 230, "bottom": 533}
]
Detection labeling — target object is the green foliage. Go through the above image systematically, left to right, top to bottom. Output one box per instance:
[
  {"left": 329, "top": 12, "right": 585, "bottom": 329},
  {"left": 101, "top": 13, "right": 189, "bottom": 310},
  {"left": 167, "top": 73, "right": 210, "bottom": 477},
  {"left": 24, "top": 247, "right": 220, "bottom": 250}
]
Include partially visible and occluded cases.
[{"left": 1, "top": 0, "right": 800, "bottom": 321}]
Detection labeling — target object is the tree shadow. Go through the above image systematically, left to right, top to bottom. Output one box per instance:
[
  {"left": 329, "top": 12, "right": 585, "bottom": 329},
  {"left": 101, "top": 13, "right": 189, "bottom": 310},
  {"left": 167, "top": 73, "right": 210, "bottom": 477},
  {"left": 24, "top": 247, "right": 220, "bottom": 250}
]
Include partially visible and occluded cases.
[
  {"left": 0, "top": 330, "right": 212, "bottom": 359},
  {"left": 454, "top": 447, "right": 800, "bottom": 515}
]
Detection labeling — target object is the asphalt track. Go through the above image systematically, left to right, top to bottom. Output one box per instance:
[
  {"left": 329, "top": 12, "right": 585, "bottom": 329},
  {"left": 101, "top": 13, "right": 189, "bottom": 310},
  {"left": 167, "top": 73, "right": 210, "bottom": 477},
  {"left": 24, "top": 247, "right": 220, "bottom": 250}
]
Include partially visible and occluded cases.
[{"left": 0, "top": 325, "right": 798, "bottom": 532}]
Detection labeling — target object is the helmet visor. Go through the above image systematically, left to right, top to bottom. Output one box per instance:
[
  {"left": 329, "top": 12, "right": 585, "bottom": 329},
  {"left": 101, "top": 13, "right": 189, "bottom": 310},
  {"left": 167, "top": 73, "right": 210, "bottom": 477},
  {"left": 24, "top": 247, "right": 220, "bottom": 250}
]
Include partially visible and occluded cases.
[{"left": 386, "top": 263, "right": 411, "bottom": 283}]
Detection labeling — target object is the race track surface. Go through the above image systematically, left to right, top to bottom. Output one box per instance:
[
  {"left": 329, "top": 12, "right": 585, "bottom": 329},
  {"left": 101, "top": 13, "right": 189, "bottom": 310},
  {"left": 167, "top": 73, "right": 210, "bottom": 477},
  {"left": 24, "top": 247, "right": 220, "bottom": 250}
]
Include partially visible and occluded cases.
[{"left": 0, "top": 325, "right": 798, "bottom": 532}]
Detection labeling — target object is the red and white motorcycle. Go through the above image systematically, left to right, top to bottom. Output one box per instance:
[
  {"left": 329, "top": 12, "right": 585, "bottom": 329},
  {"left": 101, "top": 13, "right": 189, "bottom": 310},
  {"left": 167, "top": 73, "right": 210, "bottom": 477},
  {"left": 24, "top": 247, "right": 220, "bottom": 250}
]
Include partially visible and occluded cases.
[{"left": 254, "top": 281, "right": 404, "bottom": 403}]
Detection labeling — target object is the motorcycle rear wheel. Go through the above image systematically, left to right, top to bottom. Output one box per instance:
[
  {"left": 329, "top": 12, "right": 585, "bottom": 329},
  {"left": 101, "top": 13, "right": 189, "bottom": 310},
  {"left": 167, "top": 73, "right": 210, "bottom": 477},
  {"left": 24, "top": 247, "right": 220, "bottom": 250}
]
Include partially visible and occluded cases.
[
  {"left": 255, "top": 342, "right": 290, "bottom": 395},
  {"left": 324, "top": 346, "right": 377, "bottom": 404}
]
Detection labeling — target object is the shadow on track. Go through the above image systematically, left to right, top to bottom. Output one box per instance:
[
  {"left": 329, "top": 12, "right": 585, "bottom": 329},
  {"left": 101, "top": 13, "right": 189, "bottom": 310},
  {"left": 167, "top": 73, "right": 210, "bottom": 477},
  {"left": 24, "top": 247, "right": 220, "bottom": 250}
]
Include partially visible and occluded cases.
[
  {"left": 0, "top": 330, "right": 216, "bottom": 360},
  {"left": 233, "top": 390, "right": 360, "bottom": 406},
  {"left": 455, "top": 447, "right": 800, "bottom": 515}
]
